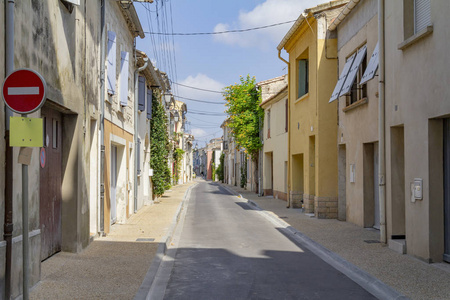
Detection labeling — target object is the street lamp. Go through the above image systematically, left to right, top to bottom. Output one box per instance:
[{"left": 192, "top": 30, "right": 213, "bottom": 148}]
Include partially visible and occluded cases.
[
  {"left": 164, "top": 93, "right": 172, "bottom": 109},
  {"left": 174, "top": 111, "right": 179, "bottom": 122}
]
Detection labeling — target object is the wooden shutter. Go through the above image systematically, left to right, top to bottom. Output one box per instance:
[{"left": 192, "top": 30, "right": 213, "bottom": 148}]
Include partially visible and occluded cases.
[
  {"left": 107, "top": 31, "right": 116, "bottom": 95},
  {"left": 119, "top": 51, "right": 129, "bottom": 106},
  {"left": 138, "top": 76, "right": 145, "bottom": 111},
  {"left": 147, "top": 89, "right": 152, "bottom": 119},
  {"left": 137, "top": 138, "right": 141, "bottom": 175}
]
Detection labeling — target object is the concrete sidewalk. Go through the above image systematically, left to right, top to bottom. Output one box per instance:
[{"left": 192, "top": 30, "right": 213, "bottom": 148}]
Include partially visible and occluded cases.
[
  {"left": 30, "top": 181, "right": 197, "bottom": 300},
  {"left": 220, "top": 183, "right": 450, "bottom": 300}
]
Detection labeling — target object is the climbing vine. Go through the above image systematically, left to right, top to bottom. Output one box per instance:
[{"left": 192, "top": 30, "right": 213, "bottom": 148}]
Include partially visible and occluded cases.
[
  {"left": 150, "top": 90, "right": 171, "bottom": 197},
  {"left": 173, "top": 147, "right": 185, "bottom": 184}
]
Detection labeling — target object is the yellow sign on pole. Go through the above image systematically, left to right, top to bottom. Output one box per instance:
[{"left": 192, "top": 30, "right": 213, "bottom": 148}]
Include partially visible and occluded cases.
[{"left": 10, "top": 117, "right": 43, "bottom": 147}]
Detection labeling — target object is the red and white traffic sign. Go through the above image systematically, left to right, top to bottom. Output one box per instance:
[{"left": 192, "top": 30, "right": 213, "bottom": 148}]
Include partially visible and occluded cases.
[{"left": 2, "top": 69, "right": 47, "bottom": 114}]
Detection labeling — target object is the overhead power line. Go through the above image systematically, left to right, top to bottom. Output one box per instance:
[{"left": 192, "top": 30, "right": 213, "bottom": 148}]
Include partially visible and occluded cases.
[
  {"left": 144, "top": 20, "right": 296, "bottom": 36},
  {"left": 171, "top": 81, "right": 225, "bottom": 94},
  {"left": 173, "top": 94, "right": 226, "bottom": 104}
]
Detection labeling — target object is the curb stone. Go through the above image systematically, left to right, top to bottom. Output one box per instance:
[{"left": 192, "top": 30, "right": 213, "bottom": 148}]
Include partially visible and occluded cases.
[
  {"left": 134, "top": 183, "right": 198, "bottom": 300},
  {"left": 219, "top": 183, "right": 409, "bottom": 300}
]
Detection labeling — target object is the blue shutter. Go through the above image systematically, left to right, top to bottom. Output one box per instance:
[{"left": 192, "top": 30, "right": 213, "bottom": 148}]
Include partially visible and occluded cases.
[
  {"left": 107, "top": 31, "right": 116, "bottom": 95},
  {"left": 120, "top": 51, "right": 129, "bottom": 106},
  {"left": 138, "top": 76, "right": 145, "bottom": 111},
  {"left": 147, "top": 89, "right": 152, "bottom": 119},
  {"left": 137, "top": 138, "right": 141, "bottom": 175}
]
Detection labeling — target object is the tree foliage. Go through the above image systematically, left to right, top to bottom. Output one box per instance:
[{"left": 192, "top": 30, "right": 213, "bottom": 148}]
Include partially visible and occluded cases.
[
  {"left": 224, "top": 75, "right": 264, "bottom": 161},
  {"left": 150, "top": 91, "right": 171, "bottom": 197},
  {"left": 173, "top": 147, "right": 185, "bottom": 184},
  {"left": 216, "top": 153, "right": 225, "bottom": 182}
]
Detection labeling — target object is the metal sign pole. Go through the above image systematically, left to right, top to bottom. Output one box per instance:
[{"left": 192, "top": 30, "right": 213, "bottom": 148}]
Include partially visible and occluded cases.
[{"left": 22, "top": 138, "right": 29, "bottom": 300}]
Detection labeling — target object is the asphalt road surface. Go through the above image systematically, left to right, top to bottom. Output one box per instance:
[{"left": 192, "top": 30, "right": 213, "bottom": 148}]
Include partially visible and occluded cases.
[{"left": 161, "top": 182, "right": 377, "bottom": 299}]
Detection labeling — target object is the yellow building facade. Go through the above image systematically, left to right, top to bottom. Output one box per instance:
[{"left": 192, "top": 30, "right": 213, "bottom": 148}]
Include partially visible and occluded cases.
[{"left": 278, "top": 1, "right": 347, "bottom": 218}]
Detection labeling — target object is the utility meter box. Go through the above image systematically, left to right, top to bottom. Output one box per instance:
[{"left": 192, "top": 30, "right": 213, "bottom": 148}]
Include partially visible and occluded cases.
[{"left": 413, "top": 178, "right": 423, "bottom": 200}]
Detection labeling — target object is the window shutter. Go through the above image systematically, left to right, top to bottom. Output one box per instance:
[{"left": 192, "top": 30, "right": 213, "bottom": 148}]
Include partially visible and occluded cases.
[
  {"left": 415, "top": 0, "right": 431, "bottom": 33},
  {"left": 107, "top": 31, "right": 116, "bottom": 95},
  {"left": 340, "top": 45, "right": 367, "bottom": 96},
  {"left": 120, "top": 51, "right": 129, "bottom": 106},
  {"left": 298, "top": 60, "right": 308, "bottom": 98},
  {"left": 138, "top": 76, "right": 145, "bottom": 111},
  {"left": 147, "top": 89, "right": 152, "bottom": 119},
  {"left": 285, "top": 99, "right": 288, "bottom": 132},
  {"left": 137, "top": 138, "right": 141, "bottom": 175}
]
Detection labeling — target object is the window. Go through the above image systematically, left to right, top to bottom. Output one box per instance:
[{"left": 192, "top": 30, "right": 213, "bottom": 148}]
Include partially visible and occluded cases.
[
  {"left": 403, "top": 0, "right": 431, "bottom": 39},
  {"left": 107, "top": 31, "right": 117, "bottom": 95},
  {"left": 340, "top": 45, "right": 367, "bottom": 106},
  {"left": 348, "top": 47, "right": 367, "bottom": 105},
  {"left": 119, "top": 51, "right": 129, "bottom": 106},
  {"left": 329, "top": 52, "right": 356, "bottom": 103},
  {"left": 297, "top": 59, "right": 309, "bottom": 99},
  {"left": 138, "top": 76, "right": 145, "bottom": 112},
  {"left": 267, "top": 109, "right": 271, "bottom": 139}
]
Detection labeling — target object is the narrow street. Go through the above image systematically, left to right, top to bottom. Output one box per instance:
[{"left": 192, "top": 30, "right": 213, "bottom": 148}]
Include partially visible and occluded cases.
[{"left": 151, "top": 182, "right": 376, "bottom": 299}]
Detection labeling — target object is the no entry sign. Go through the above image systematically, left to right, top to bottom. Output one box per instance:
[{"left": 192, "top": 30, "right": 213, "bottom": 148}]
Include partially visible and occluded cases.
[{"left": 2, "top": 69, "right": 47, "bottom": 114}]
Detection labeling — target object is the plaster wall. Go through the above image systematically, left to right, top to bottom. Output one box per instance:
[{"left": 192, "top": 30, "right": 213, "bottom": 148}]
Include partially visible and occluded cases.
[
  {"left": 8, "top": 0, "right": 101, "bottom": 296},
  {"left": 104, "top": 0, "right": 135, "bottom": 135},
  {"left": 337, "top": 0, "right": 378, "bottom": 51},
  {"left": 384, "top": 1, "right": 450, "bottom": 262},
  {"left": 337, "top": 11, "right": 379, "bottom": 227},
  {"left": 286, "top": 17, "right": 338, "bottom": 201},
  {"left": 262, "top": 93, "right": 288, "bottom": 199},
  {"left": 104, "top": 119, "right": 132, "bottom": 234}
]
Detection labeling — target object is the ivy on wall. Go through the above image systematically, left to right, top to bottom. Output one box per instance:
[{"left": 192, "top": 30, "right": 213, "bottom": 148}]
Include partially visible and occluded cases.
[{"left": 150, "top": 90, "right": 171, "bottom": 197}]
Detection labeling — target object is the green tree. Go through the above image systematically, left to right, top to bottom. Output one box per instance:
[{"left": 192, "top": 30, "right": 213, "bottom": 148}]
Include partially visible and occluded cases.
[
  {"left": 224, "top": 75, "right": 263, "bottom": 190},
  {"left": 150, "top": 91, "right": 171, "bottom": 197},
  {"left": 216, "top": 153, "right": 225, "bottom": 182}
]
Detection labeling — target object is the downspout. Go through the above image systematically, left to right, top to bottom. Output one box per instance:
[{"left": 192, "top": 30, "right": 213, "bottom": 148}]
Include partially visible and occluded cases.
[
  {"left": 99, "top": 0, "right": 106, "bottom": 235},
  {"left": 378, "top": 0, "right": 386, "bottom": 243},
  {"left": 4, "top": 1, "right": 14, "bottom": 299},
  {"left": 278, "top": 50, "right": 290, "bottom": 208},
  {"left": 134, "top": 55, "right": 148, "bottom": 213}
]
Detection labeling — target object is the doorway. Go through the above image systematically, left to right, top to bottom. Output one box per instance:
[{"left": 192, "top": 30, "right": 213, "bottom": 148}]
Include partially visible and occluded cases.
[
  {"left": 40, "top": 106, "right": 62, "bottom": 261},
  {"left": 444, "top": 119, "right": 450, "bottom": 262},
  {"left": 111, "top": 145, "right": 118, "bottom": 225}
]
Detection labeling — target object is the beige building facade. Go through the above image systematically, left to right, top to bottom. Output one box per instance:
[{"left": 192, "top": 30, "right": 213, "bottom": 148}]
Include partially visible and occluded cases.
[
  {"left": 330, "top": 0, "right": 380, "bottom": 226},
  {"left": 384, "top": 0, "right": 450, "bottom": 263},
  {"left": 278, "top": 1, "right": 347, "bottom": 217},
  {"left": 259, "top": 76, "right": 288, "bottom": 200}
]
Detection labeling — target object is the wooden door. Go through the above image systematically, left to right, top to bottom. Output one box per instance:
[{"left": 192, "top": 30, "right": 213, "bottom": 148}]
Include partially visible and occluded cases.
[{"left": 40, "top": 106, "right": 62, "bottom": 261}]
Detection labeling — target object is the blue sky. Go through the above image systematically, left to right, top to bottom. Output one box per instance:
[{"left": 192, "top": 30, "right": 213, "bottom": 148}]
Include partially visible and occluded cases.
[{"left": 135, "top": 0, "right": 324, "bottom": 147}]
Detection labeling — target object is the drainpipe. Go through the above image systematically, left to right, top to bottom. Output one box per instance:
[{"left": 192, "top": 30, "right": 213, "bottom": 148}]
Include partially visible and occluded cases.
[
  {"left": 99, "top": 0, "right": 106, "bottom": 235},
  {"left": 378, "top": 0, "right": 386, "bottom": 243},
  {"left": 4, "top": 1, "right": 14, "bottom": 299},
  {"left": 278, "top": 50, "right": 290, "bottom": 208},
  {"left": 134, "top": 55, "right": 148, "bottom": 213}
]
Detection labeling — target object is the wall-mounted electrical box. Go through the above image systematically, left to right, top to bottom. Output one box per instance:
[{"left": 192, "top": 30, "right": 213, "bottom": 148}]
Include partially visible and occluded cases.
[
  {"left": 350, "top": 164, "right": 355, "bottom": 183},
  {"left": 411, "top": 178, "right": 423, "bottom": 203},
  {"left": 413, "top": 178, "right": 423, "bottom": 200}
]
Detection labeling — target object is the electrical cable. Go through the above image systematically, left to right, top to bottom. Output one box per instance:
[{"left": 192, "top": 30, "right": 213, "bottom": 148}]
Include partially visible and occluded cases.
[
  {"left": 144, "top": 20, "right": 296, "bottom": 36},
  {"left": 173, "top": 94, "right": 226, "bottom": 104}
]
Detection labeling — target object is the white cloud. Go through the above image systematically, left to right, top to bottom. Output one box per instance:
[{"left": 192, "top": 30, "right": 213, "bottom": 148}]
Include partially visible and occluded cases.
[
  {"left": 213, "top": 0, "right": 325, "bottom": 49},
  {"left": 176, "top": 73, "right": 225, "bottom": 103},
  {"left": 191, "top": 128, "right": 207, "bottom": 138}
]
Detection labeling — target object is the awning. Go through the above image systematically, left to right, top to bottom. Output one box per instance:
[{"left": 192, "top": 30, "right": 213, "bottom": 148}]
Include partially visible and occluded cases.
[{"left": 360, "top": 42, "right": 379, "bottom": 85}]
